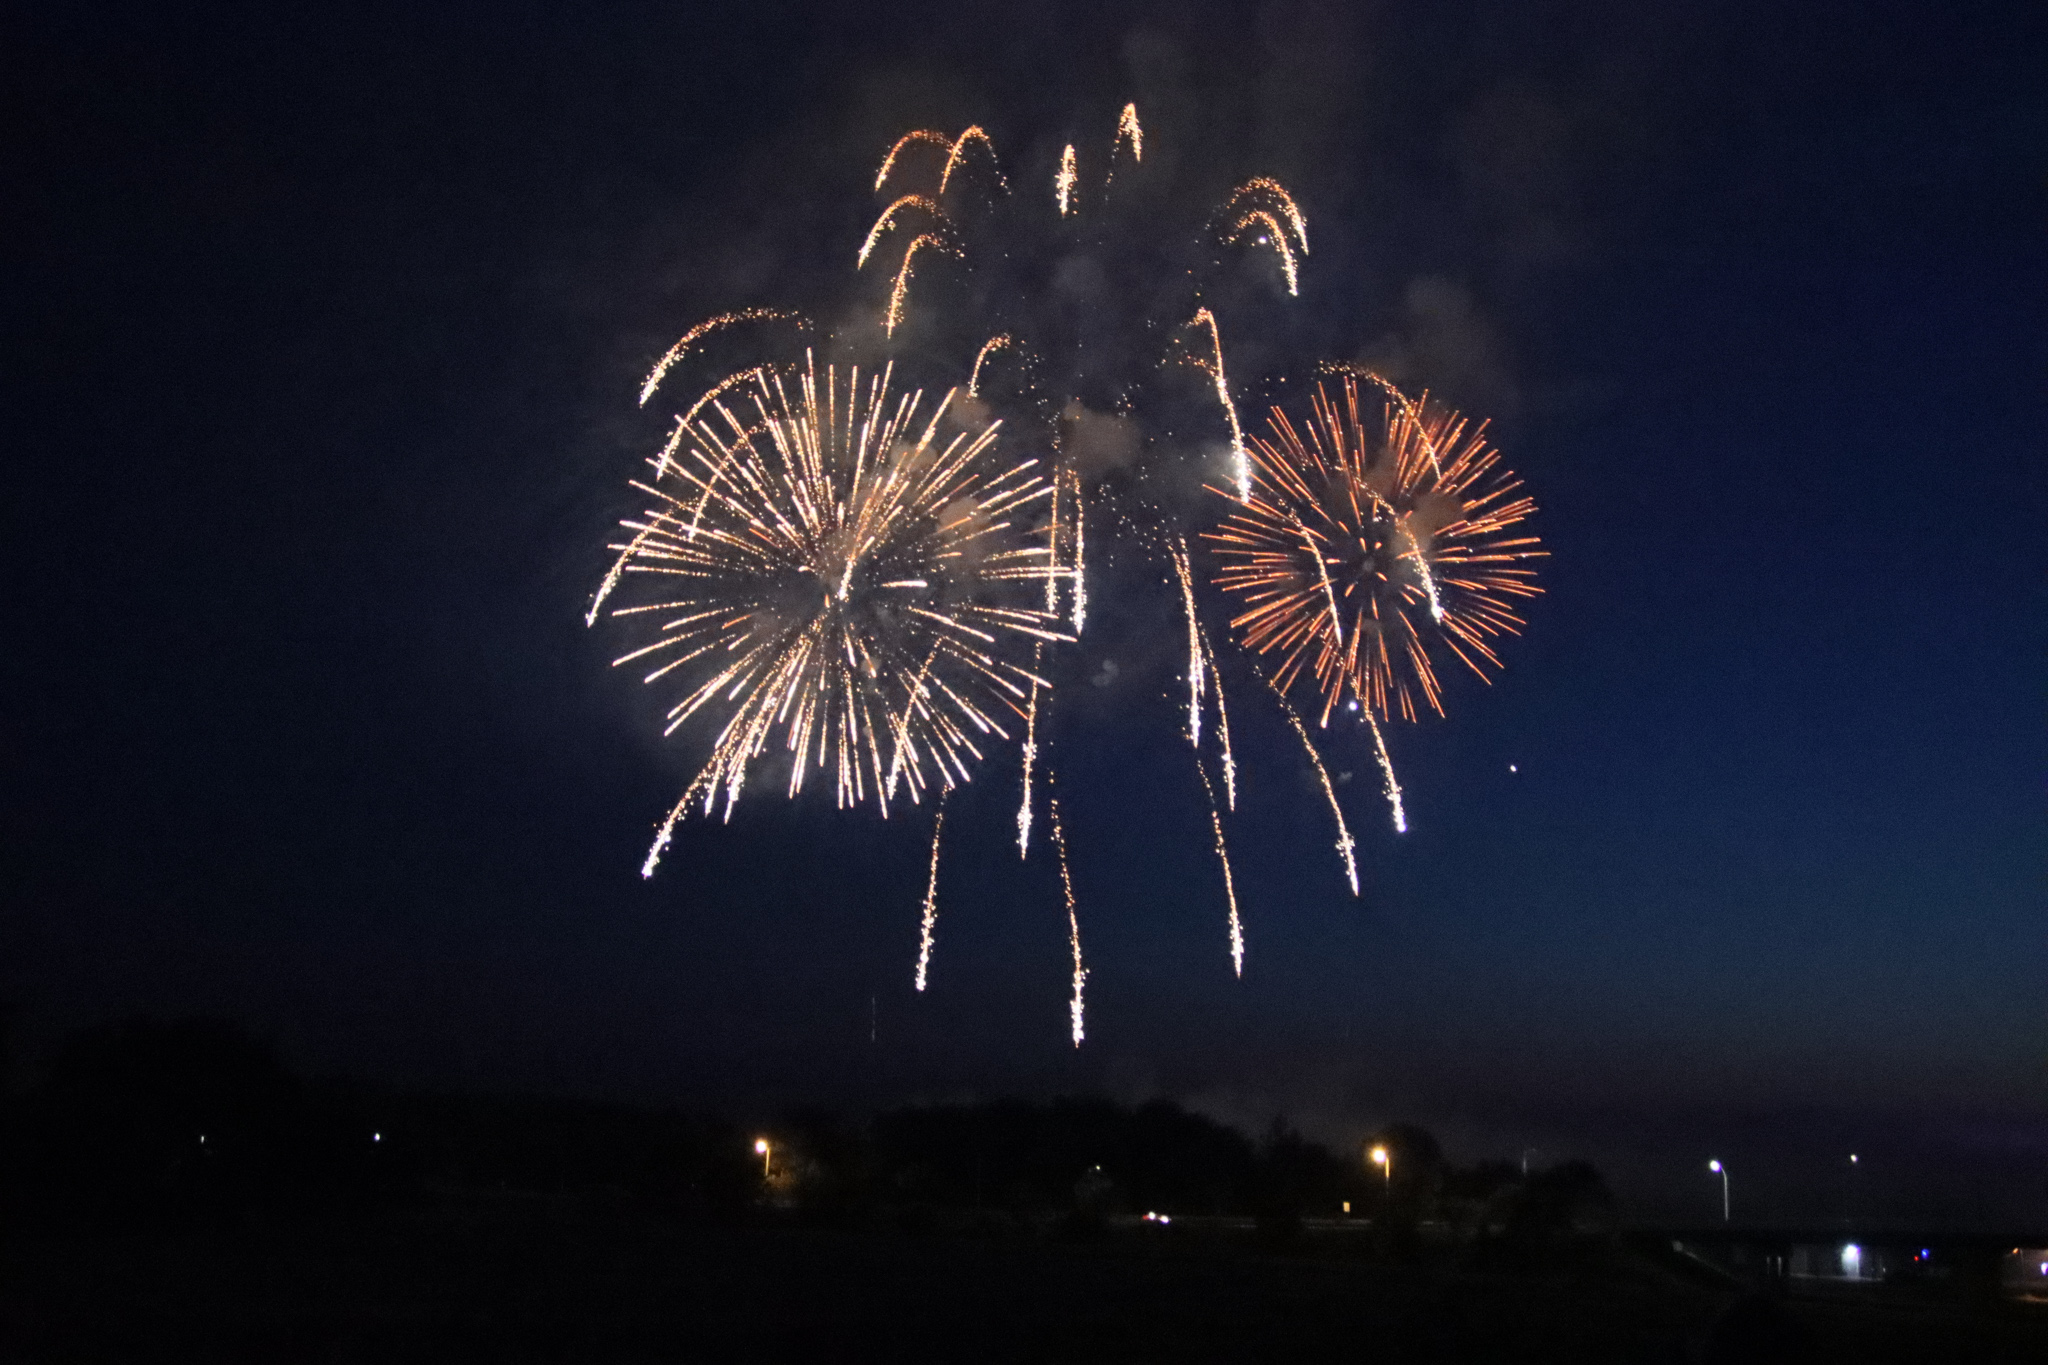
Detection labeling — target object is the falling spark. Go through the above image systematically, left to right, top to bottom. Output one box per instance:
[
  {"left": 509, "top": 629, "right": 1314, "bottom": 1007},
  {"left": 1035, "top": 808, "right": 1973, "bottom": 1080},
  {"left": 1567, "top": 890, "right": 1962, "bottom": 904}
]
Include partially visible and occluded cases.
[
  {"left": 1113, "top": 102, "right": 1144, "bottom": 165},
  {"left": 939, "top": 125, "right": 1006, "bottom": 195},
  {"left": 874, "top": 129, "right": 950, "bottom": 191},
  {"left": 1056, "top": 144, "right": 1078, "bottom": 216},
  {"left": 858, "top": 194, "right": 943, "bottom": 268},
  {"left": 1228, "top": 210, "right": 1300, "bottom": 295},
  {"left": 886, "top": 232, "right": 960, "bottom": 337},
  {"left": 1187, "top": 308, "right": 1250, "bottom": 500},
  {"left": 638, "top": 309, "right": 802, "bottom": 408},
  {"left": 968, "top": 333, "right": 1013, "bottom": 396},
  {"left": 1065, "top": 468, "right": 1087, "bottom": 634},
  {"left": 1171, "top": 538, "right": 1205, "bottom": 747},
  {"left": 1199, "top": 626, "right": 1237, "bottom": 810},
  {"left": 1017, "top": 645, "right": 1041, "bottom": 857},
  {"left": 1269, "top": 678, "right": 1359, "bottom": 895},
  {"left": 1362, "top": 709, "right": 1407, "bottom": 834},
  {"left": 1194, "top": 758, "right": 1244, "bottom": 977},
  {"left": 1049, "top": 789, "right": 1087, "bottom": 1046},
  {"left": 914, "top": 795, "right": 948, "bottom": 990}
]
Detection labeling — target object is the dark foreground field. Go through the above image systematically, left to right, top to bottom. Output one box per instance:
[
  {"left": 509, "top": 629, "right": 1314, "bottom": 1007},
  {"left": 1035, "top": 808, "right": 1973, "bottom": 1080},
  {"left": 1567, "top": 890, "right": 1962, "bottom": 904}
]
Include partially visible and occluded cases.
[{"left": 6, "top": 1204, "right": 2045, "bottom": 1363}]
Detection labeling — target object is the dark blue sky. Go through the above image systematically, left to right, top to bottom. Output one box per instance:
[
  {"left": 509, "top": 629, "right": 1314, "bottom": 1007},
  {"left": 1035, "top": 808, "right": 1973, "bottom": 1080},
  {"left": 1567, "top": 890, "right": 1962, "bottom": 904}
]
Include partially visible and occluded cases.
[{"left": 6, "top": 1, "right": 2043, "bottom": 1223}]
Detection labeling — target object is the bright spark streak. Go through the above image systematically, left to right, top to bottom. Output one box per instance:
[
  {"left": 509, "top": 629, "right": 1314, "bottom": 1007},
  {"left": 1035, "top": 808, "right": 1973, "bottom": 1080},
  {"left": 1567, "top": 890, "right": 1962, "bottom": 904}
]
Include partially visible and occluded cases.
[
  {"left": 1113, "top": 102, "right": 1143, "bottom": 165},
  {"left": 939, "top": 126, "right": 1006, "bottom": 195},
  {"left": 874, "top": 129, "right": 949, "bottom": 191},
  {"left": 1056, "top": 144, "right": 1078, "bottom": 216},
  {"left": 1226, "top": 177, "right": 1309, "bottom": 254},
  {"left": 858, "top": 195, "right": 942, "bottom": 268},
  {"left": 1228, "top": 210, "right": 1299, "bottom": 295},
  {"left": 885, "top": 232, "right": 959, "bottom": 337},
  {"left": 1188, "top": 307, "right": 1249, "bottom": 500},
  {"left": 638, "top": 309, "right": 801, "bottom": 408},
  {"left": 968, "top": 333, "right": 1012, "bottom": 396},
  {"left": 1066, "top": 469, "right": 1087, "bottom": 634},
  {"left": 1405, "top": 523, "right": 1446, "bottom": 623},
  {"left": 1171, "top": 538, "right": 1204, "bottom": 747},
  {"left": 1200, "top": 627, "right": 1237, "bottom": 810},
  {"left": 1017, "top": 643, "right": 1041, "bottom": 857},
  {"left": 1270, "top": 679, "right": 1359, "bottom": 895},
  {"left": 1363, "top": 708, "right": 1407, "bottom": 834},
  {"left": 1194, "top": 758, "right": 1244, "bottom": 977},
  {"left": 1049, "top": 789, "right": 1087, "bottom": 1046},
  {"left": 914, "top": 796, "right": 947, "bottom": 990}
]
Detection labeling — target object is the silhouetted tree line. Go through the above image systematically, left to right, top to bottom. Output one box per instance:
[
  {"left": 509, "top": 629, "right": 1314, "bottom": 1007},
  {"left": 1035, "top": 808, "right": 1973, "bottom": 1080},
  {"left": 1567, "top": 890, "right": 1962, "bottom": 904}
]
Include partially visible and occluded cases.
[{"left": 2, "top": 1016, "right": 1611, "bottom": 1251}]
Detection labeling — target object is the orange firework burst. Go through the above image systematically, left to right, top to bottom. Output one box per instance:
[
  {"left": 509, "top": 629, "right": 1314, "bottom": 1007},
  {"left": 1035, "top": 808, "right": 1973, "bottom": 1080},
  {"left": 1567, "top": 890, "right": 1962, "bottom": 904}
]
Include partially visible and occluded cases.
[
  {"left": 596, "top": 356, "right": 1066, "bottom": 874},
  {"left": 1205, "top": 376, "right": 1544, "bottom": 726}
]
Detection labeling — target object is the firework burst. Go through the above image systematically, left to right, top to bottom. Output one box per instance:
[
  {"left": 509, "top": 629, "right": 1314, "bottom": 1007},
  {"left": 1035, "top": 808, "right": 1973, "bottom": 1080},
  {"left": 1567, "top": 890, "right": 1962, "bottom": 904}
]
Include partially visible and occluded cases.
[
  {"left": 592, "top": 103, "right": 1552, "bottom": 1038},
  {"left": 596, "top": 356, "right": 1067, "bottom": 874},
  {"left": 1206, "top": 375, "right": 1545, "bottom": 728}
]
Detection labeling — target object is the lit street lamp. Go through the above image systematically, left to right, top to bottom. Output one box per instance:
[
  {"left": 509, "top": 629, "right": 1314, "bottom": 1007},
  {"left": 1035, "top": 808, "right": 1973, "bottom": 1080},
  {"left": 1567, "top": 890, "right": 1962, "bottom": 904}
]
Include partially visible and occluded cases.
[
  {"left": 754, "top": 1138, "right": 772, "bottom": 1179},
  {"left": 1370, "top": 1144, "right": 1391, "bottom": 1190},
  {"left": 1707, "top": 1159, "right": 1730, "bottom": 1223}
]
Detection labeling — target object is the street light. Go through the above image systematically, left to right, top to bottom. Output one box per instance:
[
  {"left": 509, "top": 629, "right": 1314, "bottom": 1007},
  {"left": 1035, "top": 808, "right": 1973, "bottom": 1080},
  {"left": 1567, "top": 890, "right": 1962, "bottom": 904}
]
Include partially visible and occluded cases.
[
  {"left": 754, "top": 1138, "right": 771, "bottom": 1178},
  {"left": 1369, "top": 1144, "right": 1391, "bottom": 1190},
  {"left": 1707, "top": 1159, "right": 1730, "bottom": 1223}
]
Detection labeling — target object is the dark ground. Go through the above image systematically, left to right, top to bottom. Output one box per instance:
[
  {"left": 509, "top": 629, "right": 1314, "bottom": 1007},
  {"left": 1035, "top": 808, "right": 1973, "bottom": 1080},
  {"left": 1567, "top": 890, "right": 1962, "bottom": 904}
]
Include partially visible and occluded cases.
[{"left": 7, "top": 1204, "right": 2046, "bottom": 1363}]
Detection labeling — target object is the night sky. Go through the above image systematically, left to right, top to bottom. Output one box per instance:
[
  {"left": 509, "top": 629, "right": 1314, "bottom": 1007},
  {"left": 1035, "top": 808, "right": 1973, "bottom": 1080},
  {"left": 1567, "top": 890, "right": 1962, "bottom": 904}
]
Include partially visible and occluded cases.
[{"left": 8, "top": 1, "right": 2044, "bottom": 1225}]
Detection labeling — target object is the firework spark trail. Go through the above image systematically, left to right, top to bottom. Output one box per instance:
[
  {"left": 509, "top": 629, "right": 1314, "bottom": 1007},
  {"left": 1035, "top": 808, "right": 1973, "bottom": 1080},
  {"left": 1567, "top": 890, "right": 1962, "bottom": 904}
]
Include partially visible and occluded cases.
[
  {"left": 1112, "top": 102, "right": 1143, "bottom": 167},
  {"left": 939, "top": 125, "right": 1006, "bottom": 195},
  {"left": 874, "top": 129, "right": 950, "bottom": 191},
  {"left": 1056, "top": 144, "right": 1077, "bottom": 216},
  {"left": 1224, "top": 177, "right": 1309, "bottom": 255},
  {"left": 858, "top": 195, "right": 943, "bottom": 268},
  {"left": 1229, "top": 209, "right": 1300, "bottom": 296},
  {"left": 886, "top": 232, "right": 960, "bottom": 337},
  {"left": 1188, "top": 308, "right": 1250, "bottom": 500},
  {"left": 638, "top": 310, "right": 801, "bottom": 408},
  {"left": 968, "top": 334, "right": 1012, "bottom": 396},
  {"left": 1318, "top": 362, "right": 1444, "bottom": 477},
  {"left": 1045, "top": 466, "right": 1063, "bottom": 616},
  {"left": 1065, "top": 468, "right": 1087, "bottom": 634},
  {"left": 1405, "top": 525, "right": 1446, "bottom": 624},
  {"left": 1171, "top": 538, "right": 1205, "bottom": 747},
  {"left": 1199, "top": 626, "right": 1237, "bottom": 810},
  {"left": 1017, "top": 643, "right": 1041, "bottom": 857},
  {"left": 1268, "top": 676, "right": 1359, "bottom": 895},
  {"left": 1363, "top": 707, "right": 1408, "bottom": 834},
  {"left": 1193, "top": 757, "right": 1244, "bottom": 976},
  {"left": 1049, "top": 789, "right": 1087, "bottom": 1046},
  {"left": 914, "top": 794, "right": 948, "bottom": 991}
]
